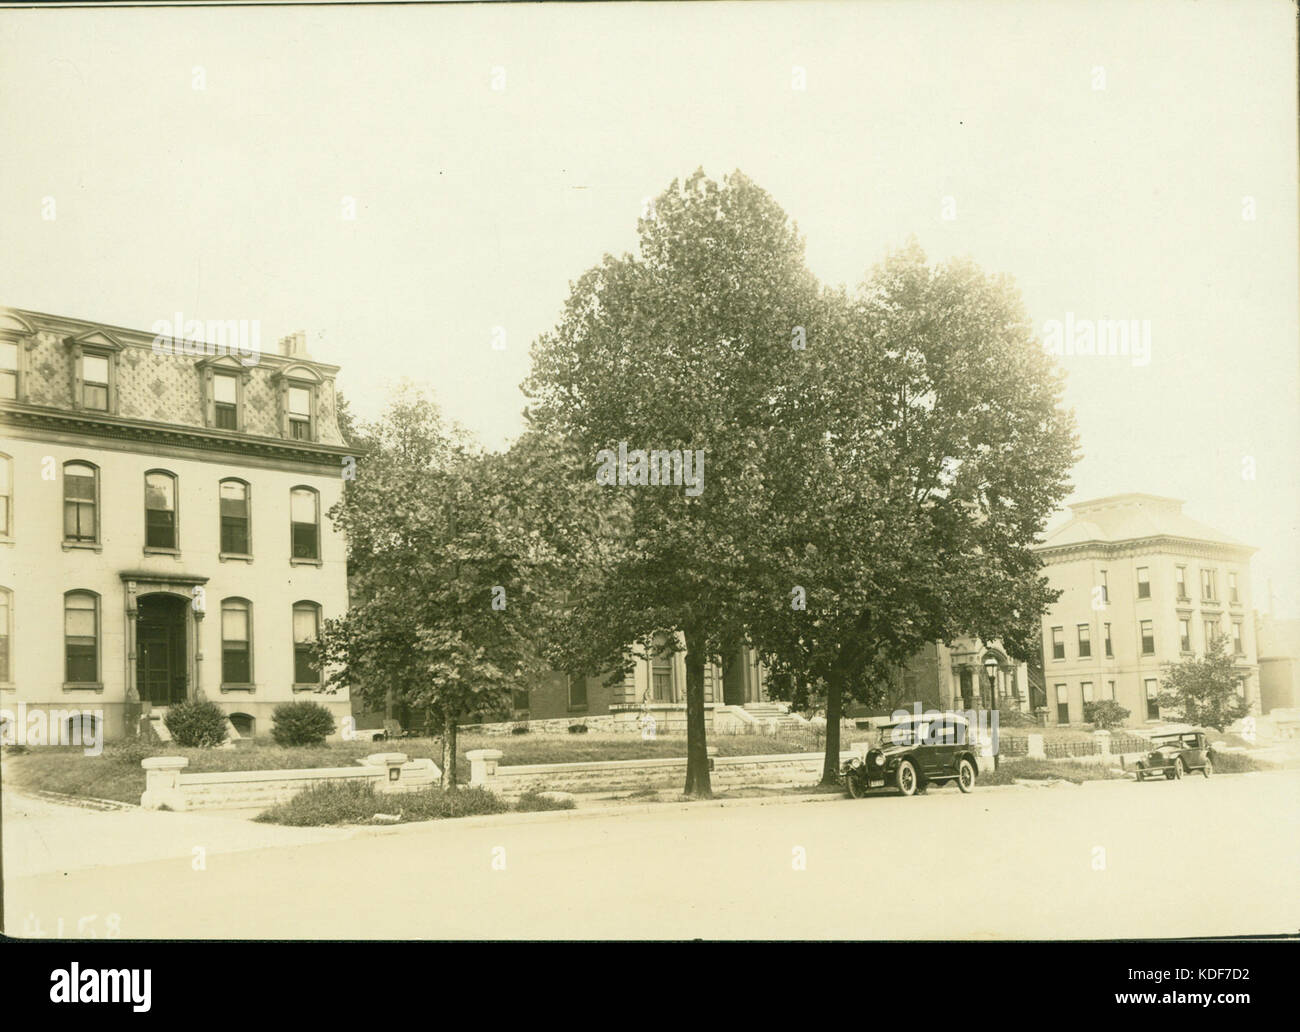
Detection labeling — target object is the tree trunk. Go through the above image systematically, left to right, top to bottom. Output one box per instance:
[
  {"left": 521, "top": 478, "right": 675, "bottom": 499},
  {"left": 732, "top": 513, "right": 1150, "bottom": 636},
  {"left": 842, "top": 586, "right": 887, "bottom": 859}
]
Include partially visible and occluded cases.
[
  {"left": 682, "top": 626, "right": 713, "bottom": 798},
  {"left": 821, "top": 667, "right": 844, "bottom": 785},
  {"left": 441, "top": 710, "right": 458, "bottom": 790}
]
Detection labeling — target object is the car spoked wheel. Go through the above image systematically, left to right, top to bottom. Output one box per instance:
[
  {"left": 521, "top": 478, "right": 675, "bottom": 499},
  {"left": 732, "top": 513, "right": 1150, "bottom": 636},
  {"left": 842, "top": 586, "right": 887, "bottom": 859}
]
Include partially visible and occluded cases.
[
  {"left": 1171, "top": 757, "right": 1184, "bottom": 780},
  {"left": 957, "top": 758, "right": 976, "bottom": 793},
  {"left": 1202, "top": 758, "right": 1213, "bottom": 778},
  {"left": 897, "top": 759, "right": 919, "bottom": 797},
  {"left": 846, "top": 774, "right": 862, "bottom": 799}
]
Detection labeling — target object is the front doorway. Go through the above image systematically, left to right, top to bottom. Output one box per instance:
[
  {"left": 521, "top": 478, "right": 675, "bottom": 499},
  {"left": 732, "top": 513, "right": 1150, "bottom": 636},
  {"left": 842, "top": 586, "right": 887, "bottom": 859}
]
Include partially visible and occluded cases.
[{"left": 137, "top": 594, "right": 189, "bottom": 706}]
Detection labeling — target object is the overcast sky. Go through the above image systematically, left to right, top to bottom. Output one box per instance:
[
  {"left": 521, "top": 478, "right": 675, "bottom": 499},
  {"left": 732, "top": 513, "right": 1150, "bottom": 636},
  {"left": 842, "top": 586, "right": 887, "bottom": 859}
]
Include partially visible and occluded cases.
[{"left": 2, "top": 0, "right": 1297, "bottom": 614}]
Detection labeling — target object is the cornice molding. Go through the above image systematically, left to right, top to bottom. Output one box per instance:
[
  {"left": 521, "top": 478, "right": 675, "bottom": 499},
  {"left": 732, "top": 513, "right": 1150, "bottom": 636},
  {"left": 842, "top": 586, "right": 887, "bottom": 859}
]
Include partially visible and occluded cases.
[
  {"left": 0, "top": 401, "right": 354, "bottom": 472},
  {"left": 1034, "top": 534, "right": 1255, "bottom": 562}
]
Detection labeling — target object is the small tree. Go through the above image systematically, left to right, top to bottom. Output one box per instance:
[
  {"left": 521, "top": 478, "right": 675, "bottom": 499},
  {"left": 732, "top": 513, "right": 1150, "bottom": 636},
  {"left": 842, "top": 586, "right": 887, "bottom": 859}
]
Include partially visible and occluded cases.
[
  {"left": 319, "top": 386, "right": 571, "bottom": 788},
  {"left": 1157, "top": 637, "right": 1251, "bottom": 731},
  {"left": 1083, "top": 699, "right": 1130, "bottom": 730}
]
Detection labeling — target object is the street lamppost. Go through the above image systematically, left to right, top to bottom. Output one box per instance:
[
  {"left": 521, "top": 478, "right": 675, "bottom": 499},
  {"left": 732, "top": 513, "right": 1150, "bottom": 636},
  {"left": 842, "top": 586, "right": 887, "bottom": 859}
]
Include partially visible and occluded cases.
[{"left": 983, "top": 655, "right": 1000, "bottom": 770}]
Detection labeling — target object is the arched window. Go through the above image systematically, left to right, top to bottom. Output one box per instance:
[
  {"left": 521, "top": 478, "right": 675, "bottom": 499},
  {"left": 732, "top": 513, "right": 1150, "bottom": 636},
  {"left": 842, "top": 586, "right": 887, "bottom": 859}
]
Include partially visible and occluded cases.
[
  {"left": 0, "top": 452, "right": 11, "bottom": 538},
  {"left": 63, "top": 462, "right": 99, "bottom": 545},
  {"left": 144, "top": 470, "right": 178, "bottom": 550},
  {"left": 219, "top": 479, "right": 251, "bottom": 556},
  {"left": 290, "top": 487, "right": 320, "bottom": 561},
  {"left": 0, "top": 586, "right": 11, "bottom": 684},
  {"left": 64, "top": 591, "right": 99, "bottom": 685},
  {"left": 221, "top": 598, "right": 253, "bottom": 685},
  {"left": 292, "top": 601, "right": 322, "bottom": 685},
  {"left": 229, "top": 713, "right": 255, "bottom": 739}
]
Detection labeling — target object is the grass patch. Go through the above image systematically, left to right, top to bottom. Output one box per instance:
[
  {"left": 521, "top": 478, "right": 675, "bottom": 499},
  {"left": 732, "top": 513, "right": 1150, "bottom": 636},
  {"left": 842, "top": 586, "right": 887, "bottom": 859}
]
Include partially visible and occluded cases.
[
  {"left": 1210, "top": 750, "right": 1276, "bottom": 774},
  {"left": 978, "top": 757, "right": 1122, "bottom": 786},
  {"left": 254, "top": 782, "right": 509, "bottom": 826},
  {"left": 514, "top": 790, "right": 576, "bottom": 812}
]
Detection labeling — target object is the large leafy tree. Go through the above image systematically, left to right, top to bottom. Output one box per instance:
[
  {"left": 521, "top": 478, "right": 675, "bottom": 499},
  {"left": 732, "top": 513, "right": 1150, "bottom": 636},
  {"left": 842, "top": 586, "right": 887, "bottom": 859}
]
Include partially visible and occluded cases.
[
  {"left": 524, "top": 169, "right": 820, "bottom": 797},
  {"left": 749, "top": 244, "right": 1078, "bottom": 782},
  {"left": 318, "top": 385, "right": 563, "bottom": 787},
  {"left": 1158, "top": 636, "right": 1252, "bottom": 730}
]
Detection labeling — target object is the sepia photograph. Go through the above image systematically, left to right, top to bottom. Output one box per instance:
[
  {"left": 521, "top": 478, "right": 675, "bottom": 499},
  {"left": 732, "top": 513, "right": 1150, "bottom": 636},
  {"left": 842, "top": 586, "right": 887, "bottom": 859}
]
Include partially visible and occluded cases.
[{"left": 0, "top": 0, "right": 1297, "bottom": 985}]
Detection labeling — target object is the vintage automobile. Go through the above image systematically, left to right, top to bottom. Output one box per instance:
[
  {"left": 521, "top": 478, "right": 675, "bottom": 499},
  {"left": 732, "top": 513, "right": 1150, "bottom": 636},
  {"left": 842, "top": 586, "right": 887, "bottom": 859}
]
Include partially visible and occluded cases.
[
  {"left": 842, "top": 713, "right": 981, "bottom": 798},
  {"left": 1131, "top": 726, "right": 1217, "bottom": 781}
]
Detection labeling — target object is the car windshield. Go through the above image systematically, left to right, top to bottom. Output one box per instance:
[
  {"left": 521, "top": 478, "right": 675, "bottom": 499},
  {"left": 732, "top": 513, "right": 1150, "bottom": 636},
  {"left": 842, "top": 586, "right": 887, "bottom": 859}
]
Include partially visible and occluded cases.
[{"left": 878, "top": 718, "right": 970, "bottom": 748}]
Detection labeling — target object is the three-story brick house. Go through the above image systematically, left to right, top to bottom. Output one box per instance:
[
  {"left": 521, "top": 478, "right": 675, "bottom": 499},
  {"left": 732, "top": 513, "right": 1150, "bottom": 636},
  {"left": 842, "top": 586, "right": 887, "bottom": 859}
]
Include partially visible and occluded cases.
[{"left": 0, "top": 307, "right": 353, "bottom": 741}]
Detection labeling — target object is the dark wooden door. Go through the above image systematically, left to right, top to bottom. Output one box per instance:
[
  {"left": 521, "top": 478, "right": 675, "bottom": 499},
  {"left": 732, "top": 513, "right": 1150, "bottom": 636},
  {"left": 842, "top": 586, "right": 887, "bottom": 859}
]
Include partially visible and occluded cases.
[{"left": 137, "top": 597, "right": 187, "bottom": 705}]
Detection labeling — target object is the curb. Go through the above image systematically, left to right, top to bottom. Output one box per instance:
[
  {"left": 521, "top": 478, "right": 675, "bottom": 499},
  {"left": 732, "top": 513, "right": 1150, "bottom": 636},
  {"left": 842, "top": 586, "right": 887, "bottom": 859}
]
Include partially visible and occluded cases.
[
  {"left": 344, "top": 779, "right": 1053, "bottom": 838},
  {"left": 12, "top": 788, "right": 140, "bottom": 813}
]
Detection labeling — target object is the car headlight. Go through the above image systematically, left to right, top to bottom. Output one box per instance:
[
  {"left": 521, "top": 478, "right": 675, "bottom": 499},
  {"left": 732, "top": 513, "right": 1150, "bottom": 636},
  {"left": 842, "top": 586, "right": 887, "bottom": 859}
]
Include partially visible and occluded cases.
[{"left": 872, "top": 754, "right": 884, "bottom": 767}]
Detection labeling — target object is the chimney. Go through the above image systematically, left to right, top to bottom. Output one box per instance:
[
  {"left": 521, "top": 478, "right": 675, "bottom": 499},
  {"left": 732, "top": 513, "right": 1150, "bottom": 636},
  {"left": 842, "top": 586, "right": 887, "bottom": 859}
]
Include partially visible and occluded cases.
[{"left": 278, "top": 330, "right": 309, "bottom": 359}]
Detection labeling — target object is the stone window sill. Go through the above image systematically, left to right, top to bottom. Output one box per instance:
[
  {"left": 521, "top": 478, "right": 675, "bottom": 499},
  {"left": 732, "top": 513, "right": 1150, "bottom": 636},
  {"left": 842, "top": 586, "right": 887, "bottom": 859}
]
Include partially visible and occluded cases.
[
  {"left": 63, "top": 541, "right": 102, "bottom": 553},
  {"left": 144, "top": 547, "right": 181, "bottom": 558},
  {"left": 219, "top": 553, "right": 254, "bottom": 564},
  {"left": 290, "top": 557, "right": 323, "bottom": 567},
  {"left": 63, "top": 682, "right": 104, "bottom": 692},
  {"left": 221, "top": 683, "right": 257, "bottom": 692},
  {"left": 292, "top": 683, "right": 323, "bottom": 692}
]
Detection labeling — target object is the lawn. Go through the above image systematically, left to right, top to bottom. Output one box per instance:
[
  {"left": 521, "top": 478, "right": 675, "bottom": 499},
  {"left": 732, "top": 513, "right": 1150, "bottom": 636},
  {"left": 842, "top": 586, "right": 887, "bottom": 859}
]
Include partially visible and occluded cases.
[
  {"left": 4, "top": 725, "right": 1273, "bottom": 805},
  {"left": 0, "top": 729, "right": 870, "bottom": 805}
]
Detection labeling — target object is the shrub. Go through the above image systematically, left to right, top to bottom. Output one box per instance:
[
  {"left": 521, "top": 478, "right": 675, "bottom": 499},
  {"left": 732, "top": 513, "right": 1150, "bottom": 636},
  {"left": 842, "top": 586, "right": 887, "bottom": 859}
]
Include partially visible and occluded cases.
[
  {"left": 163, "top": 700, "right": 229, "bottom": 747},
  {"left": 1083, "top": 700, "right": 1130, "bottom": 730},
  {"left": 271, "top": 701, "right": 336, "bottom": 746},
  {"left": 510, "top": 721, "right": 531, "bottom": 735},
  {"left": 568, "top": 722, "right": 589, "bottom": 734},
  {"left": 255, "top": 781, "right": 508, "bottom": 826},
  {"left": 515, "top": 790, "right": 577, "bottom": 812}
]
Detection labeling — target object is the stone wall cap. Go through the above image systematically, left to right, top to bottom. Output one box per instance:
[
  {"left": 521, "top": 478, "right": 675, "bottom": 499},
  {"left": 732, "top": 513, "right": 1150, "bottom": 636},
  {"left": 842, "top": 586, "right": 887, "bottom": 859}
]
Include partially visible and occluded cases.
[
  {"left": 465, "top": 749, "right": 504, "bottom": 760},
  {"left": 364, "top": 752, "right": 410, "bottom": 765},
  {"left": 141, "top": 756, "right": 189, "bottom": 770}
]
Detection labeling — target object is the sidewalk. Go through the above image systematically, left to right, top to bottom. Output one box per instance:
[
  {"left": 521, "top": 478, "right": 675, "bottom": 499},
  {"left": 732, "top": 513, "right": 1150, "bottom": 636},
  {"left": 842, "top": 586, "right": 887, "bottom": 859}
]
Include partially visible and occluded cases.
[{"left": 2, "top": 788, "right": 355, "bottom": 879}]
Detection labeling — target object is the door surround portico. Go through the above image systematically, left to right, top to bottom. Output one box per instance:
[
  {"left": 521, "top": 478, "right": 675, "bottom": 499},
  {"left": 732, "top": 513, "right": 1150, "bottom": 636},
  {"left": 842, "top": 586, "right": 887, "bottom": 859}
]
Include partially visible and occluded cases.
[{"left": 122, "top": 571, "right": 210, "bottom": 731}]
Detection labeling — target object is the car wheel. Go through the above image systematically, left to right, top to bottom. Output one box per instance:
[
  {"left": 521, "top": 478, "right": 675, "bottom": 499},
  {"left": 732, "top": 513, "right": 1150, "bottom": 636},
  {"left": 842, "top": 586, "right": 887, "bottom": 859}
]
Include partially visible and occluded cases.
[
  {"left": 1172, "top": 757, "right": 1184, "bottom": 779},
  {"left": 957, "top": 758, "right": 976, "bottom": 793},
  {"left": 1202, "top": 758, "right": 1213, "bottom": 778},
  {"left": 897, "top": 759, "right": 919, "bottom": 797},
  {"left": 846, "top": 774, "right": 862, "bottom": 799}
]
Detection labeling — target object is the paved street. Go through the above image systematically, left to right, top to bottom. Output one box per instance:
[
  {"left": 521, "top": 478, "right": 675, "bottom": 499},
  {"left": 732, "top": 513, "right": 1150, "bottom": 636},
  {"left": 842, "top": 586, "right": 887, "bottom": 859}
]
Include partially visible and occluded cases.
[{"left": 6, "top": 771, "right": 1298, "bottom": 940}]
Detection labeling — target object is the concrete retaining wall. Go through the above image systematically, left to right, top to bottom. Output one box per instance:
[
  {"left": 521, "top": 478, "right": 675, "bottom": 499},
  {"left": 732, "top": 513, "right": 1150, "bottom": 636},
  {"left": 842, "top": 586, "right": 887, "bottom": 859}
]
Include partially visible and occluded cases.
[
  {"left": 467, "top": 747, "right": 856, "bottom": 800},
  {"left": 140, "top": 752, "right": 440, "bottom": 811}
]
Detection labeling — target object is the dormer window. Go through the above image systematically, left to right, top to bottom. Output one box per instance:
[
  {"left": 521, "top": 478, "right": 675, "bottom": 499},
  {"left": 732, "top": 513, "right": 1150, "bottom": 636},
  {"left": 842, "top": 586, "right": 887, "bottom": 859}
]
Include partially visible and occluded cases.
[
  {"left": 0, "top": 311, "right": 34, "bottom": 402},
  {"left": 64, "top": 329, "right": 123, "bottom": 414},
  {"left": 0, "top": 341, "right": 17, "bottom": 400},
  {"left": 82, "top": 355, "right": 110, "bottom": 410},
  {"left": 197, "top": 356, "right": 249, "bottom": 432},
  {"left": 274, "top": 364, "right": 323, "bottom": 443},
  {"left": 214, "top": 374, "right": 238, "bottom": 429},
  {"left": 288, "top": 386, "right": 312, "bottom": 440}
]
